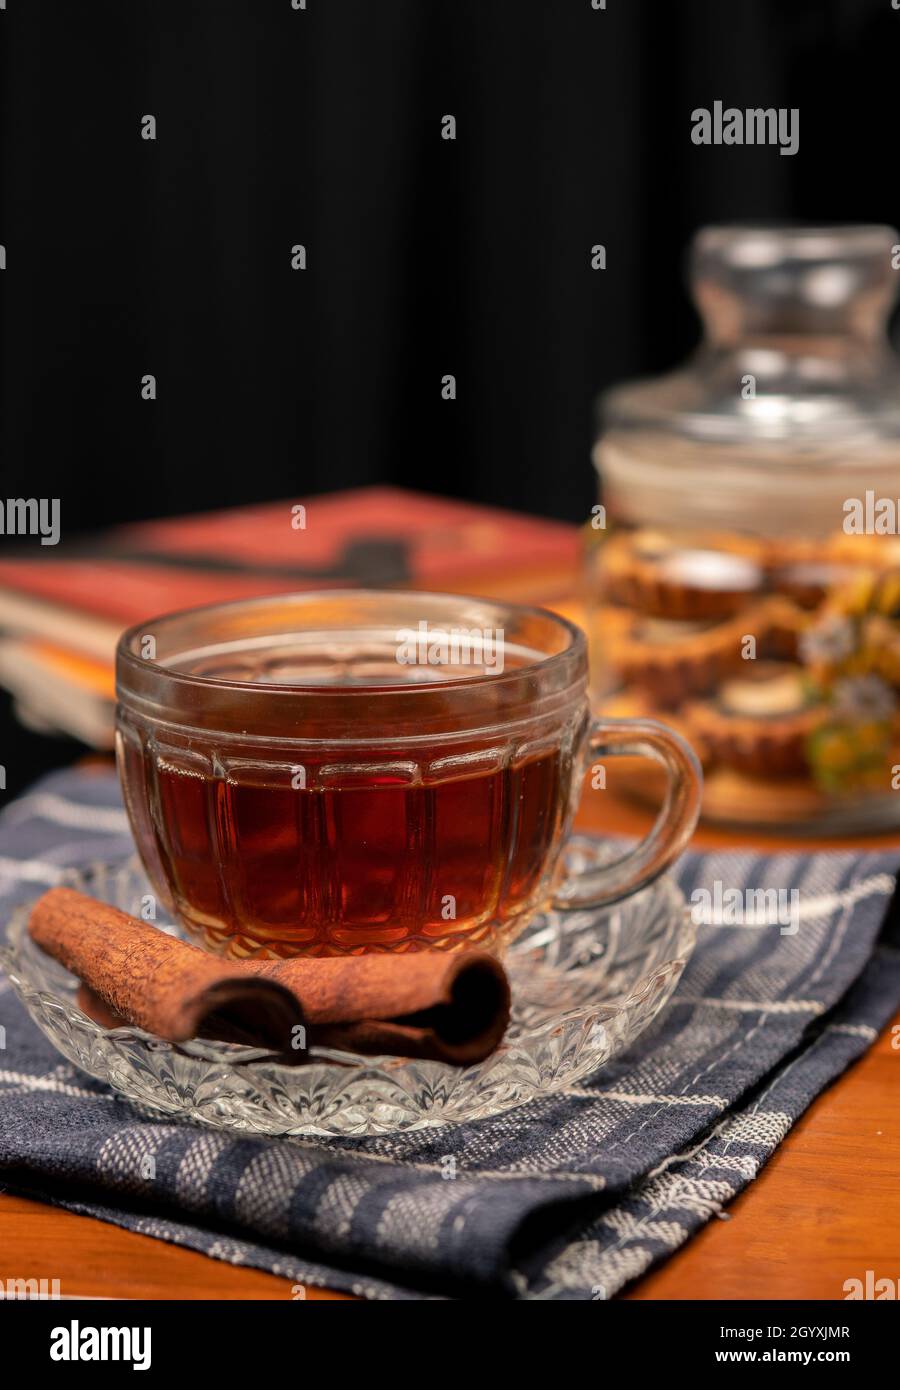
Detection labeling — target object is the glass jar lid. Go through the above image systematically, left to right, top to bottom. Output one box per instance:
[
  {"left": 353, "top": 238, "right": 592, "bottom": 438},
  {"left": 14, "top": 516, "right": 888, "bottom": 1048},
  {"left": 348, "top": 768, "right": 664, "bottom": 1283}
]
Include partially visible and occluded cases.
[{"left": 602, "top": 223, "right": 900, "bottom": 448}]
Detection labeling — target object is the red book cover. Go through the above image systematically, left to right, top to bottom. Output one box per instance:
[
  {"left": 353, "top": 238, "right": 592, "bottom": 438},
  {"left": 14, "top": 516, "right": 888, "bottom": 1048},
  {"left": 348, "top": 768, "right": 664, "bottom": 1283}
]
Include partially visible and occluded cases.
[{"left": 0, "top": 487, "right": 579, "bottom": 628}]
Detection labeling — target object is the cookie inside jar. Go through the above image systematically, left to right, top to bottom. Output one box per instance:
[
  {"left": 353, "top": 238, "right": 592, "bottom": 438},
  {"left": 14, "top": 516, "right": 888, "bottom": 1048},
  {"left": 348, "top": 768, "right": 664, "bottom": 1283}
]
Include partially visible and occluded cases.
[{"left": 592, "top": 523, "right": 900, "bottom": 827}]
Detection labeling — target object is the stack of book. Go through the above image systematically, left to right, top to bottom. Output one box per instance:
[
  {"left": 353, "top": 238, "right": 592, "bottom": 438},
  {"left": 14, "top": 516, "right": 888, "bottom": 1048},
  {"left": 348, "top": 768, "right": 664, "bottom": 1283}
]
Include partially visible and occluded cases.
[{"left": 0, "top": 488, "right": 581, "bottom": 749}]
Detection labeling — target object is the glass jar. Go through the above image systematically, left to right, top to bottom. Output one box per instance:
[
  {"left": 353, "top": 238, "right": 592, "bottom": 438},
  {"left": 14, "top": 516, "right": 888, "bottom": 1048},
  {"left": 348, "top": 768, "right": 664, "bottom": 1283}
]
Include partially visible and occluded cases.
[{"left": 589, "top": 223, "right": 900, "bottom": 831}]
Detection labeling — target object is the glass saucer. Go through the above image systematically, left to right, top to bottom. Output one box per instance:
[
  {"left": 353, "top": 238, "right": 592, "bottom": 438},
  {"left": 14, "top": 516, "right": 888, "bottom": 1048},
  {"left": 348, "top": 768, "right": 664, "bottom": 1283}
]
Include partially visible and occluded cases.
[{"left": 0, "top": 843, "right": 694, "bottom": 1138}]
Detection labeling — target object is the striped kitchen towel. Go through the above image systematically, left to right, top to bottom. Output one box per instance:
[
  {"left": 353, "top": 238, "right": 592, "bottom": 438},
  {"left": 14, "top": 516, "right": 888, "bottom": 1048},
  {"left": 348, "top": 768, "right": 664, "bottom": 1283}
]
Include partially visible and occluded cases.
[{"left": 0, "top": 769, "right": 898, "bottom": 1300}]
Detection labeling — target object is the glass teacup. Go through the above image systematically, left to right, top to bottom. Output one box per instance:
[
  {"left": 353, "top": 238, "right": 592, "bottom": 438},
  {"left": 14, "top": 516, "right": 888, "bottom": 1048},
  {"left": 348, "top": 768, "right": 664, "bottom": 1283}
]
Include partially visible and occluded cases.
[{"left": 115, "top": 591, "right": 701, "bottom": 957}]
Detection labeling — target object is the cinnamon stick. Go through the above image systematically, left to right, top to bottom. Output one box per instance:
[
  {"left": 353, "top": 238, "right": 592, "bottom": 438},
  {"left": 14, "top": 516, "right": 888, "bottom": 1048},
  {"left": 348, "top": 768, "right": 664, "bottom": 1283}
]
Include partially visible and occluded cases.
[{"left": 29, "top": 888, "right": 510, "bottom": 1065}]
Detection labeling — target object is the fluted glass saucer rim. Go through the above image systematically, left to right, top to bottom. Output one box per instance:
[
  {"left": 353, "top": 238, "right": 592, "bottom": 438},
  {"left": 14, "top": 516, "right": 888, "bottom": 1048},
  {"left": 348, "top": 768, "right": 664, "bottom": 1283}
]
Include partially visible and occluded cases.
[{"left": 0, "top": 848, "right": 696, "bottom": 1135}]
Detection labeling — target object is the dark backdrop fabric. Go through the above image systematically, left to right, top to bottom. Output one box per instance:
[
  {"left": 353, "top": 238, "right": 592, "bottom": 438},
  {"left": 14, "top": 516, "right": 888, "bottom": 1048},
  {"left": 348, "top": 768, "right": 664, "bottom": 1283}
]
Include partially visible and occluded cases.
[{"left": 1, "top": 0, "right": 898, "bottom": 532}]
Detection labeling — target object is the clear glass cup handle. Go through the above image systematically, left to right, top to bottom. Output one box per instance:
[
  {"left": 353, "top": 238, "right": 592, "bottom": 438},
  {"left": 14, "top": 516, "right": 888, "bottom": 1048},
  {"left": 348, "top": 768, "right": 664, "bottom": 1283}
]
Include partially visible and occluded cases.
[{"left": 551, "top": 718, "right": 702, "bottom": 910}]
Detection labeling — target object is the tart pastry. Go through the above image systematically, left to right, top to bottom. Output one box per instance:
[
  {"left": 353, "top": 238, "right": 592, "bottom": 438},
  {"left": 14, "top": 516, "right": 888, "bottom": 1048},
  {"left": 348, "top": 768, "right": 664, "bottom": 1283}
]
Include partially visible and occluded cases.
[
  {"left": 601, "top": 529, "right": 766, "bottom": 620},
  {"left": 829, "top": 533, "right": 900, "bottom": 571},
  {"left": 761, "top": 534, "right": 867, "bottom": 607},
  {"left": 768, "top": 558, "right": 861, "bottom": 610},
  {"left": 601, "top": 597, "right": 807, "bottom": 708},
  {"left": 684, "top": 662, "right": 825, "bottom": 778},
  {"left": 598, "top": 688, "right": 705, "bottom": 757},
  {"left": 596, "top": 691, "right": 708, "bottom": 799}
]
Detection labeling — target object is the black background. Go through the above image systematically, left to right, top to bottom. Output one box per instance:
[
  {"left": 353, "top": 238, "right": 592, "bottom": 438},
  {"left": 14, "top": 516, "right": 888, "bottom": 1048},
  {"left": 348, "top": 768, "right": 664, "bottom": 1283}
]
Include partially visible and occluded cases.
[
  {"left": 1, "top": 0, "right": 899, "bottom": 790},
  {"left": 2, "top": 0, "right": 899, "bottom": 532}
]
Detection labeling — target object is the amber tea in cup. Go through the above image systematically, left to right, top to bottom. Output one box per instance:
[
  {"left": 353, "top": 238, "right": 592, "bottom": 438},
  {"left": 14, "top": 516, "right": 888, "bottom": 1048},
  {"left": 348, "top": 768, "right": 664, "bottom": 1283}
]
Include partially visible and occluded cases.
[{"left": 116, "top": 592, "right": 701, "bottom": 958}]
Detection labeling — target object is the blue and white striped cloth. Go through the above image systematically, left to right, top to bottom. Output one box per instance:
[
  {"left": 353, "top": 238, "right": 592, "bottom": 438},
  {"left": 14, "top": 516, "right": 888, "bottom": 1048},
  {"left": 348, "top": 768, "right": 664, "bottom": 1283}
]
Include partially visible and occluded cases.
[{"left": 1, "top": 769, "right": 898, "bottom": 1300}]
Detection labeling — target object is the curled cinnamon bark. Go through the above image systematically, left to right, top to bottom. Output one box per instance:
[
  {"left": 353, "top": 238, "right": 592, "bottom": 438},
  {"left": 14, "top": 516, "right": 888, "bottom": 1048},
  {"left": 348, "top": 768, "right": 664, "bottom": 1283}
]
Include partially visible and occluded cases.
[{"left": 29, "top": 888, "right": 510, "bottom": 1065}]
